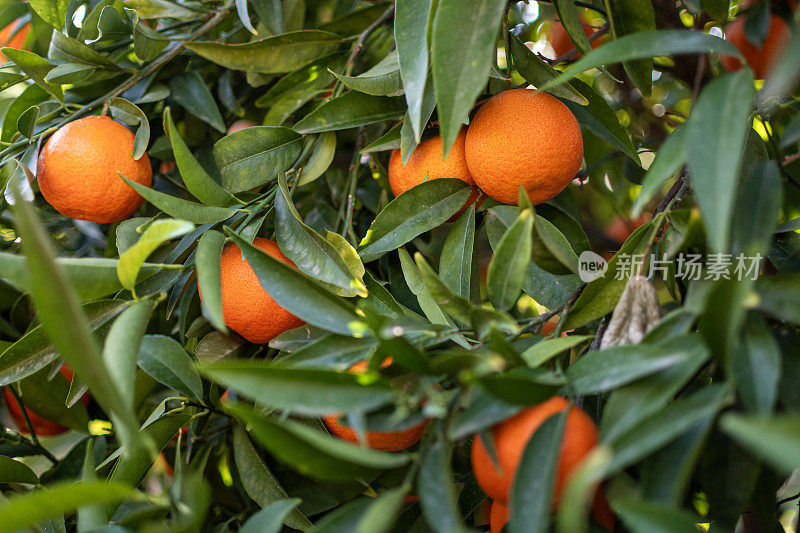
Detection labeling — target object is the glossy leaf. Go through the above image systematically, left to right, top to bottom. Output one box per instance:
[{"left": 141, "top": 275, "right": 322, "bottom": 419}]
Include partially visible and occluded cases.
[
  {"left": 395, "top": 0, "right": 433, "bottom": 140},
  {"left": 603, "top": 0, "right": 656, "bottom": 95},
  {"left": 331, "top": 52, "right": 403, "bottom": 96},
  {"left": 169, "top": 71, "right": 226, "bottom": 133},
  {"left": 294, "top": 91, "right": 406, "bottom": 133},
  {"left": 121, "top": 176, "right": 237, "bottom": 223},
  {"left": 439, "top": 204, "right": 476, "bottom": 300},
  {"left": 488, "top": 208, "right": 533, "bottom": 310},
  {"left": 196, "top": 230, "right": 227, "bottom": 332},
  {"left": 138, "top": 335, "right": 203, "bottom": 400},
  {"left": 418, "top": 440, "right": 462, "bottom": 533},
  {"left": 0, "top": 456, "right": 39, "bottom": 485}
]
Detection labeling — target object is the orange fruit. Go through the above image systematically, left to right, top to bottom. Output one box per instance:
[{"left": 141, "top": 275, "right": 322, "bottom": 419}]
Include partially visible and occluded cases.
[
  {"left": 721, "top": 14, "right": 791, "bottom": 79},
  {"left": 0, "top": 20, "right": 30, "bottom": 61},
  {"left": 549, "top": 20, "right": 603, "bottom": 58},
  {"left": 465, "top": 89, "right": 583, "bottom": 206},
  {"left": 36, "top": 116, "right": 152, "bottom": 223},
  {"left": 227, "top": 120, "right": 257, "bottom": 134},
  {"left": 388, "top": 128, "right": 476, "bottom": 197},
  {"left": 604, "top": 214, "right": 649, "bottom": 244},
  {"left": 213, "top": 238, "right": 304, "bottom": 344},
  {"left": 323, "top": 357, "right": 428, "bottom": 451},
  {"left": 4, "top": 365, "right": 89, "bottom": 437},
  {"left": 470, "top": 396, "right": 598, "bottom": 506},
  {"left": 592, "top": 488, "right": 616, "bottom": 530},
  {"left": 490, "top": 500, "right": 509, "bottom": 533}
]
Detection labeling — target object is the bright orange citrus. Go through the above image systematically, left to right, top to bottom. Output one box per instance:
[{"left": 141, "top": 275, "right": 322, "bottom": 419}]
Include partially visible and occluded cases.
[
  {"left": 721, "top": 14, "right": 790, "bottom": 79},
  {"left": 0, "top": 20, "right": 30, "bottom": 62},
  {"left": 549, "top": 20, "right": 603, "bottom": 58},
  {"left": 465, "top": 89, "right": 583, "bottom": 206},
  {"left": 36, "top": 116, "right": 152, "bottom": 223},
  {"left": 388, "top": 128, "right": 475, "bottom": 197},
  {"left": 216, "top": 238, "right": 305, "bottom": 344},
  {"left": 323, "top": 357, "right": 428, "bottom": 451},
  {"left": 4, "top": 365, "right": 89, "bottom": 436},
  {"left": 470, "top": 396, "right": 598, "bottom": 506},
  {"left": 490, "top": 500, "right": 508, "bottom": 533}
]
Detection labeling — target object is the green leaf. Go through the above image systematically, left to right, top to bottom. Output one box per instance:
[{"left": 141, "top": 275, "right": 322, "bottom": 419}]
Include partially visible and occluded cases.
[
  {"left": 27, "top": 0, "right": 68, "bottom": 30},
  {"left": 395, "top": 0, "right": 433, "bottom": 140},
  {"left": 431, "top": 0, "right": 507, "bottom": 155},
  {"left": 603, "top": 0, "right": 656, "bottom": 96},
  {"left": 701, "top": 0, "right": 729, "bottom": 20},
  {"left": 133, "top": 21, "right": 169, "bottom": 62},
  {"left": 48, "top": 30, "right": 119, "bottom": 69},
  {"left": 185, "top": 30, "right": 345, "bottom": 74},
  {"left": 540, "top": 30, "right": 741, "bottom": 92},
  {"left": 509, "top": 33, "right": 587, "bottom": 105},
  {"left": 1, "top": 48, "right": 63, "bottom": 102},
  {"left": 331, "top": 52, "right": 403, "bottom": 96},
  {"left": 43, "top": 62, "right": 96, "bottom": 84},
  {"left": 688, "top": 69, "right": 754, "bottom": 253},
  {"left": 169, "top": 71, "right": 226, "bottom": 133},
  {"left": 563, "top": 78, "right": 640, "bottom": 165},
  {"left": 1, "top": 84, "right": 47, "bottom": 143},
  {"left": 294, "top": 91, "right": 406, "bottom": 134},
  {"left": 109, "top": 98, "right": 150, "bottom": 160},
  {"left": 15, "top": 105, "right": 39, "bottom": 141},
  {"left": 163, "top": 107, "right": 235, "bottom": 206},
  {"left": 632, "top": 125, "right": 686, "bottom": 217},
  {"left": 212, "top": 126, "right": 302, "bottom": 193},
  {"left": 297, "top": 131, "right": 337, "bottom": 186},
  {"left": 731, "top": 161, "right": 782, "bottom": 258},
  {"left": 275, "top": 174, "right": 367, "bottom": 297},
  {"left": 121, "top": 175, "right": 236, "bottom": 223},
  {"left": 358, "top": 179, "right": 472, "bottom": 262},
  {"left": 9, "top": 187, "right": 140, "bottom": 449},
  {"left": 439, "top": 204, "right": 476, "bottom": 300},
  {"left": 488, "top": 208, "right": 534, "bottom": 310},
  {"left": 532, "top": 215, "right": 580, "bottom": 275},
  {"left": 117, "top": 219, "right": 194, "bottom": 291},
  {"left": 563, "top": 221, "right": 653, "bottom": 330},
  {"left": 226, "top": 229, "right": 362, "bottom": 336},
  {"left": 196, "top": 230, "right": 227, "bottom": 332},
  {"left": 399, "top": 248, "right": 454, "bottom": 327},
  {"left": 414, "top": 252, "right": 474, "bottom": 326},
  {"left": 0, "top": 253, "right": 162, "bottom": 301},
  {"left": 755, "top": 274, "right": 800, "bottom": 324},
  {"left": 102, "top": 299, "right": 155, "bottom": 413},
  {"left": 0, "top": 300, "right": 126, "bottom": 386},
  {"left": 733, "top": 314, "right": 780, "bottom": 416},
  {"left": 567, "top": 334, "right": 705, "bottom": 395},
  {"left": 138, "top": 335, "right": 203, "bottom": 400},
  {"left": 521, "top": 335, "right": 593, "bottom": 367},
  {"left": 200, "top": 361, "right": 394, "bottom": 416},
  {"left": 18, "top": 365, "right": 89, "bottom": 431},
  {"left": 606, "top": 385, "right": 728, "bottom": 474},
  {"left": 227, "top": 403, "right": 409, "bottom": 480},
  {"left": 508, "top": 411, "right": 567, "bottom": 533},
  {"left": 720, "top": 413, "right": 800, "bottom": 475},
  {"left": 233, "top": 426, "right": 312, "bottom": 530},
  {"left": 418, "top": 440, "right": 462, "bottom": 533},
  {"left": 555, "top": 447, "right": 612, "bottom": 533},
  {"left": 0, "top": 456, "right": 39, "bottom": 485},
  {"left": 0, "top": 481, "right": 132, "bottom": 532},
  {"left": 356, "top": 487, "right": 408, "bottom": 533},
  {"left": 240, "top": 499, "right": 302, "bottom": 533},
  {"left": 612, "top": 500, "right": 700, "bottom": 533}
]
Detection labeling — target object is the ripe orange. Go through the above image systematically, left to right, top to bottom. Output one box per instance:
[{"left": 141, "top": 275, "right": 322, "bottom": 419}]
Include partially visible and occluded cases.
[
  {"left": 721, "top": 14, "right": 791, "bottom": 79},
  {"left": 0, "top": 20, "right": 30, "bottom": 61},
  {"left": 549, "top": 20, "right": 603, "bottom": 58},
  {"left": 465, "top": 89, "right": 583, "bottom": 206},
  {"left": 36, "top": 116, "right": 152, "bottom": 223},
  {"left": 227, "top": 120, "right": 257, "bottom": 134},
  {"left": 388, "top": 128, "right": 476, "bottom": 197},
  {"left": 605, "top": 214, "right": 649, "bottom": 244},
  {"left": 215, "top": 238, "right": 304, "bottom": 344},
  {"left": 322, "top": 357, "right": 428, "bottom": 451},
  {"left": 4, "top": 365, "right": 89, "bottom": 436},
  {"left": 470, "top": 396, "right": 598, "bottom": 506},
  {"left": 490, "top": 500, "right": 508, "bottom": 533}
]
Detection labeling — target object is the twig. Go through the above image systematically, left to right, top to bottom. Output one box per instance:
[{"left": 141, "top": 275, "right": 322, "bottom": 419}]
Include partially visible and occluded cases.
[{"left": 343, "top": 5, "right": 395, "bottom": 78}]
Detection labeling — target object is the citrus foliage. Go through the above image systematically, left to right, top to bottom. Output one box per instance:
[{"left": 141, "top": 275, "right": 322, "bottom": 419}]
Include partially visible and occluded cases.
[{"left": 0, "top": 0, "right": 799, "bottom": 532}]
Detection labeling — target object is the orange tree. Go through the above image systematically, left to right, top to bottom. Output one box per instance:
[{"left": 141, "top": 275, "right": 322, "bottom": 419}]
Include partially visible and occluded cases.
[{"left": 0, "top": 0, "right": 800, "bottom": 531}]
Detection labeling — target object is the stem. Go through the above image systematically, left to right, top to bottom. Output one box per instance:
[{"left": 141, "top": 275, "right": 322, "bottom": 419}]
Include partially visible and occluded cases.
[{"left": 334, "top": 3, "right": 395, "bottom": 98}]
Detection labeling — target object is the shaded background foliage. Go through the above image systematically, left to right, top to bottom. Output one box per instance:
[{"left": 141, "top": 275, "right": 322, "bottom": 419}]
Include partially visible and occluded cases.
[{"left": 0, "top": 0, "right": 799, "bottom": 531}]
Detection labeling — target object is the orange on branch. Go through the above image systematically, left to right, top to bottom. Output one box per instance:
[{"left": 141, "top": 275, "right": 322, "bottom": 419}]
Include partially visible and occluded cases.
[
  {"left": 721, "top": 14, "right": 790, "bottom": 79},
  {"left": 465, "top": 89, "right": 583, "bottom": 206},
  {"left": 36, "top": 116, "right": 152, "bottom": 223},
  {"left": 213, "top": 238, "right": 305, "bottom": 344},
  {"left": 322, "top": 357, "right": 428, "bottom": 451},
  {"left": 470, "top": 396, "right": 597, "bottom": 506},
  {"left": 490, "top": 500, "right": 509, "bottom": 533}
]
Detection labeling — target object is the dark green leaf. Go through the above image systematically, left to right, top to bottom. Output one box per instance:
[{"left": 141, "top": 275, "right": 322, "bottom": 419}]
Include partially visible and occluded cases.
[
  {"left": 395, "top": 0, "right": 433, "bottom": 140},
  {"left": 431, "top": 0, "right": 507, "bottom": 154},
  {"left": 603, "top": 0, "right": 656, "bottom": 95},
  {"left": 509, "top": 33, "right": 587, "bottom": 105},
  {"left": 1, "top": 48, "right": 62, "bottom": 102},
  {"left": 331, "top": 52, "right": 403, "bottom": 96},
  {"left": 169, "top": 71, "right": 226, "bottom": 133},
  {"left": 294, "top": 91, "right": 406, "bottom": 133},
  {"left": 109, "top": 98, "right": 150, "bottom": 160},
  {"left": 632, "top": 125, "right": 686, "bottom": 217},
  {"left": 120, "top": 175, "right": 237, "bottom": 223},
  {"left": 439, "top": 204, "right": 475, "bottom": 300},
  {"left": 488, "top": 208, "right": 534, "bottom": 310},
  {"left": 196, "top": 230, "right": 227, "bottom": 332},
  {"left": 755, "top": 274, "right": 800, "bottom": 324},
  {"left": 138, "top": 335, "right": 203, "bottom": 400},
  {"left": 720, "top": 413, "right": 800, "bottom": 475},
  {"left": 419, "top": 440, "right": 462, "bottom": 533},
  {"left": 0, "top": 456, "right": 39, "bottom": 485},
  {"left": 612, "top": 500, "right": 700, "bottom": 533}
]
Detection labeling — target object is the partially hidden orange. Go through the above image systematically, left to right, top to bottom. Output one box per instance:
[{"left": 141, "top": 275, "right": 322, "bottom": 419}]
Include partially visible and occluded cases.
[
  {"left": 721, "top": 14, "right": 790, "bottom": 79},
  {"left": 0, "top": 20, "right": 30, "bottom": 62},
  {"left": 465, "top": 89, "right": 583, "bottom": 206},
  {"left": 37, "top": 116, "right": 152, "bottom": 223},
  {"left": 215, "top": 238, "right": 305, "bottom": 344},
  {"left": 323, "top": 357, "right": 428, "bottom": 451},
  {"left": 470, "top": 396, "right": 598, "bottom": 506}
]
